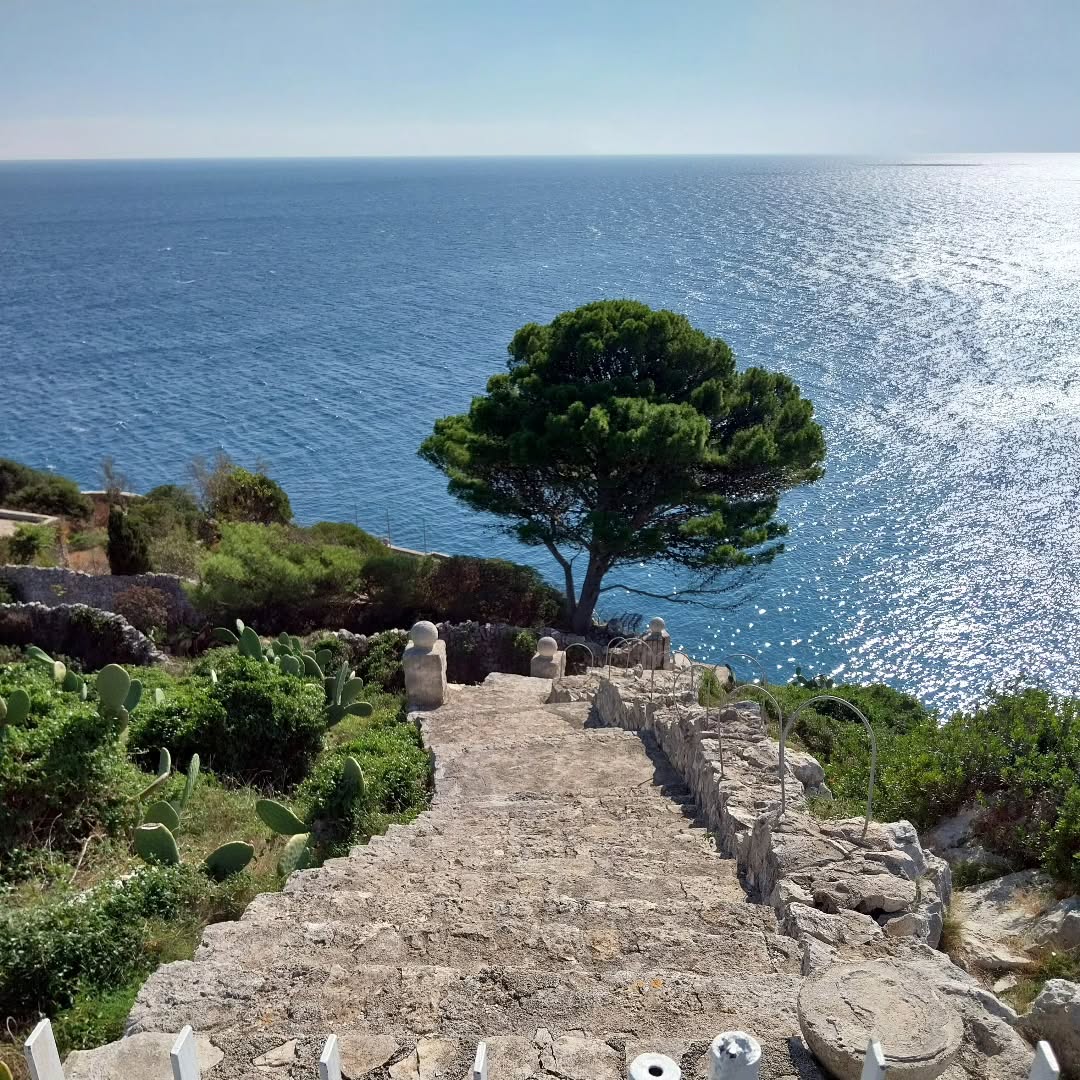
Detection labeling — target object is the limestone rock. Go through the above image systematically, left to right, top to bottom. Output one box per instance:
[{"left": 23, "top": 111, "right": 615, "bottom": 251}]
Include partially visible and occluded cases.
[
  {"left": 922, "top": 805, "right": 1013, "bottom": 875},
  {"left": 952, "top": 869, "right": 1055, "bottom": 972},
  {"left": 1032, "top": 896, "right": 1080, "bottom": 953},
  {"left": 798, "top": 961, "right": 963, "bottom": 1079},
  {"left": 1017, "top": 979, "right": 1080, "bottom": 1078},
  {"left": 64, "top": 1032, "right": 223, "bottom": 1079}
]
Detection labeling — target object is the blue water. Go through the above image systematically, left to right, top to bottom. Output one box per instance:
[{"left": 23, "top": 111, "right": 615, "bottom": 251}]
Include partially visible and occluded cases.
[{"left": 3, "top": 155, "right": 1080, "bottom": 710}]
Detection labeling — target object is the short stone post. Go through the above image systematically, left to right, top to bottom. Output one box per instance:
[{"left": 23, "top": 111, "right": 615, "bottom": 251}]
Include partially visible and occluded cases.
[
  {"left": 641, "top": 616, "right": 671, "bottom": 671},
  {"left": 404, "top": 620, "right": 446, "bottom": 708},
  {"left": 530, "top": 636, "right": 565, "bottom": 679},
  {"left": 24, "top": 1018, "right": 64, "bottom": 1080},
  {"left": 171, "top": 1025, "right": 199, "bottom": 1080},
  {"left": 708, "top": 1032, "right": 761, "bottom": 1080},
  {"left": 320, "top": 1034, "right": 342, "bottom": 1080},
  {"left": 1030, "top": 1041, "right": 1060, "bottom": 1080},
  {"left": 630, "top": 1052, "right": 681, "bottom": 1080}
]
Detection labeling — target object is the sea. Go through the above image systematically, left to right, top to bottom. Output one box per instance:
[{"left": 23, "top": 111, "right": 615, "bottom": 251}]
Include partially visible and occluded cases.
[{"left": 2, "top": 154, "right": 1079, "bottom": 712}]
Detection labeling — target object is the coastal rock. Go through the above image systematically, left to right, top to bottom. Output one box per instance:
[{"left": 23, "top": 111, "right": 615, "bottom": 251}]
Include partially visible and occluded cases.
[
  {"left": 951, "top": 869, "right": 1055, "bottom": 972},
  {"left": 1016, "top": 979, "right": 1080, "bottom": 1078},
  {"left": 64, "top": 1031, "right": 222, "bottom": 1079}
]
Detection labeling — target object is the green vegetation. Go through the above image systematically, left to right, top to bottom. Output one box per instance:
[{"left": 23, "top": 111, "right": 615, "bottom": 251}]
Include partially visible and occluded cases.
[
  {"left": 421, "top": 299, "right": 825, "bottom": 632},
  {"left": 192, "top": 452, "right": 292, "bottom": 525},
  {"left": 0, "top": 459, "right": 90, "bottom": 519},
  {"left": 106, "top": 506, "right": 151, "bottom": 575},
  {"left": 8, "top": 523, "right": 58, "bottom": 566},
  {"left": 113, "top": 585, "right": 172, "bottom": 636},
  {"left": 0, "top": 626, "right": 429, "bottom": 1067},
  {"left": 774, "top": 681, "right": 1080, "bottom": 889}
]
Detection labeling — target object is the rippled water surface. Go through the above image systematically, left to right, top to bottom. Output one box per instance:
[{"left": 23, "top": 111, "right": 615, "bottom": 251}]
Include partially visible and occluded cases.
[{"left": 3, "top": 155, "right": 1079, "bottom": 710}]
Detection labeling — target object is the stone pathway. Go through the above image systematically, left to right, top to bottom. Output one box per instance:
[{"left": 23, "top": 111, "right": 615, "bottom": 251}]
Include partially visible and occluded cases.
[{"left": 86, "top": 674, "right": 821, "bottom": 1080}]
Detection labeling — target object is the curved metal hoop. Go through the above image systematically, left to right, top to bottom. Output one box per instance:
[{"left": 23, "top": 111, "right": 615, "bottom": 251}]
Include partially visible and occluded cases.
[
  {"left": 605, "top": 637, "right": 631, "bottom": 678},
  {"left": 563, "top": 641, "right": 597, "bottom": 675},
  {"left": 718, "top": 652, "right": 768, "bottom": 693},
  {"left": 690, "top": 662, "right": 729, "bottom": 777},
  {"left": 783, "top": 695, "right": 878, "bottom": 838}
]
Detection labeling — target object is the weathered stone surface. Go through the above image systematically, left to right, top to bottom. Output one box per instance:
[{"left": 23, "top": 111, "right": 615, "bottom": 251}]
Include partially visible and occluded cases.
[
  {"left": 530, "top": 637, "right": 565, "bottom": 679},
  {"left": 922, "top": 805, "right": 1013, "bottom": 876},
  {"left": 951, "top": 869, "right": 1057, "bottom": 972},
  {"left": 1032, "top": 896, "right": 1080, "bottom": 953},
  {"left": 798, "top": 962, "right": 963, "bottom": 1080},
  {"left": 1016, "top": 979, "right": 1080, "bottom": 1078},
  {"left": 64, "top": 1031, "right": 222, "bottom": 1078}
]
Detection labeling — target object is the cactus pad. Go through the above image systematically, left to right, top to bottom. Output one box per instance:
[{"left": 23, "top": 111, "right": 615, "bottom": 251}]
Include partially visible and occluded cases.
[
  {"left": 212, "top": 626, "right": 239, "bottom": 645},
  {"left": 97, "top": 664, "right": 131, "bottom": 713},
  {"left": 5, "top": 689, "right": 30, "bottom": 726},
  {"left": 179, "top": 752, "right": 200, "bottom": 809},
  {"left": 256, "top": 798, "right": 309, "bottom": 835},
  {"left": 143, "top": 800, "right": 181, "bottom": 831},
  {"left": 134, "top": 823, "right": 180, "bottom": 865},
  {"left": 278, "top": 832, "right": 312, "bottom": 877},
  {"left": 204, "top": 840, "right": 256, "bottom": 880}
]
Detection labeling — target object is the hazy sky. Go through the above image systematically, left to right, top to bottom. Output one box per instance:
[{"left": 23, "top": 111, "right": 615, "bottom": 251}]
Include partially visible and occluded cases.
[{"left": 2, "top": 0, "right": 1079, "bottom": 159}]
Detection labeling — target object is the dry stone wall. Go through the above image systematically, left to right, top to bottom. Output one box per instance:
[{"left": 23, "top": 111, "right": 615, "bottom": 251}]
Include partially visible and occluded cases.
[
  {"left": 0, "top": 565, "right": 202, "bottom": 628},
  {"left": 0, "top": 602, "right": 165, "bottom": 667},
  {"left": 585, "top": 672, "right": 1038, "bottom": 1078}
]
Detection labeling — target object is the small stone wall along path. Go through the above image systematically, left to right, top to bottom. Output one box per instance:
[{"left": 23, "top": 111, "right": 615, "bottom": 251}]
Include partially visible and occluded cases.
[{"left": 96, "top": 674, "right": 816, "bottom": 1080}]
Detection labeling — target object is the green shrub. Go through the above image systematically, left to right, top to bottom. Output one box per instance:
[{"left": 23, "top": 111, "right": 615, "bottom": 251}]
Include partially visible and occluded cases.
[
  {"left": 0, "top": 459, "right": 91, "bottom": 519},
  {"left": 208, "top": 467, "right": 292, "bottom": 525},
  {"left": 106, "top": 507, "right": 151, "bottom": 575},
  {"left": 306, "top": 521, "right": 386, "bottom": 554},
  {"left": 9, "top": 523, "right": 57, "bottom": 566},
  {"left": 190, "top": 523, "right": 366, "bottom": 631},
  {"left": 67, "top": 527, "right": 108, "bottom": 552},
  {"left": 357, "top": 552, "right": 428, "bottom": 627},
  {"left": 418, "top": 556, "right": 563, "bottom": 627},
  {"left": 113, "top": 585, "right": 172, "bottom": 635},
  {"left": 511, "top": 629, "right": 538, "bottom": 669},
  {"left": 354, "top": 631, "right": 406, "bottom": 692},
  {"left": 307, "top": 634, "right": 350, "bottom": 674},
  {"left": 130, "top": 654, "right": 325, "bottom": 787},
  {"left": 0, "top": 663, "right": 142, "bottom": 859},
  {"left": 776, "top": 681, "right": 1080, "bottom": 890},
  {"left": 296, "top": 707, "right": 431, "bottom": 856},
  {"left": 0, "top": 863, "right": 216, "bottom": 1022}
]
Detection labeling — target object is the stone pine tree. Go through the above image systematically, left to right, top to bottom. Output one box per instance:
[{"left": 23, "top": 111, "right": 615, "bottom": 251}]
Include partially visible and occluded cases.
[{"left": 420, "top": 300, "right": 826, "bottom": 634}]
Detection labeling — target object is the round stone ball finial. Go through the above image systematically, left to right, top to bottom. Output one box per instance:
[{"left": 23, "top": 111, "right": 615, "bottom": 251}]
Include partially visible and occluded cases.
[
  {"left": 648, "top": 616, "right": 667, "bottom": 634},
  {"left": 409, "top": 620, "right": 439, "bottom": 650},
  {"left": 537, "top": 636, "right": 558, "bottom": 658}
]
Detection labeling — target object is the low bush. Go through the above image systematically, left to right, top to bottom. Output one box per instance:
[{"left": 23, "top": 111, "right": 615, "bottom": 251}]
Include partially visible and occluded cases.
[
  {"left": 0, "top": 459, "right": 91, "bottom": 520},
  {"left": 206, "top": 465, "right": 292, "bottom": 525},
  {"left": 306, "top": 521, "right": 386, "bottom": 554},
  {"left": 9, "top": 523, "right": 57, "bottom": 566},
  {"left": 190, "top": 523, "right": 366, "bottom": 631},
  {"left": 67, "top": 527, "right": 108, "bottom": 552},
  {"left": 418, "top": 555, "right": 564, "bottom": 627},
  {"left": 113, "top": 585, "right": 172, "bottom": 635},
  {"left": 353, "top": 630, "right": 406, "bottom": 692},
  {"left": 129, "top": 654, "right": 326, "bottom": 787},
  {"left": 0, "top": 663, "right": 142, "bottom": 860},
  {"left": 775, "top": 680, "right": 1080, "bottom": 889},
  {"left": 296, "top": 701, "right": 431, "bottom": 856},
  {"left": 0, "top": 863, "right": 252, "bottom": 1025}
]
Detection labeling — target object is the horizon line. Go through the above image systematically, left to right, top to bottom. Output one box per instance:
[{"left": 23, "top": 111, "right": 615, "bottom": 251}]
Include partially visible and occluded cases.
[{"left": 2, "top": 149, "right": 1079, "bottom": 165}]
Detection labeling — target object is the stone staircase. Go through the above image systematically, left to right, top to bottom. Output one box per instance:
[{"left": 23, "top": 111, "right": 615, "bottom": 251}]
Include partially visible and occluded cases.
[{"left": 72, "top": 673, "right": 820, "bottom": 1079}]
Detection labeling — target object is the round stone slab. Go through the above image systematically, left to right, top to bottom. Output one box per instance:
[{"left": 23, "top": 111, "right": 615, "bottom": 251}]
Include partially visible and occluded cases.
[{"left": 797, "top": 961, "right": 963, "bottom": 1080}]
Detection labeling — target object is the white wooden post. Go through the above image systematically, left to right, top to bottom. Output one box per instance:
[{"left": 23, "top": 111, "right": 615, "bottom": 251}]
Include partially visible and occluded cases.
[
  {"left": 24, "top": 1019, "right": 64, "bottom": 1080},
  {"left": 170, "top": 1025, "right": 199, "bottom": 1080},
  {"left": 319, "top": 1034, "right": 342, "bottom": 1080},
  {"left": 859, "top": 1038, "right": 886, "bottom": 1080},
  {"left": 471, "top": 1041, "right": 488, "bottom": 1080},
  {"left": 1029, "top": 1041, "right": 1060, "bottom": 1080},
  {"left": 629, "top": 1052, "right": 681, "bottom": 1080}
]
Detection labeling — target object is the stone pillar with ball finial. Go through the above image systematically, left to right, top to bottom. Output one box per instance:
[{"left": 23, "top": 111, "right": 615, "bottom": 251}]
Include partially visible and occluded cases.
[
  {"left": 641, "top": 616, "right": 671, "bottom": 670},
  {"left": 403, "top": 620, "right": 447, "bottom": 708},
  {"left": 530, "top": 635, "right": 565, "bottom": 679}
]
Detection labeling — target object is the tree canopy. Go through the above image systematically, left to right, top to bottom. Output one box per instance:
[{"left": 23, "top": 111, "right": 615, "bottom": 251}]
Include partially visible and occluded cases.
[{"left": 420, "top": 299, "right": 826, "bottom": 632}]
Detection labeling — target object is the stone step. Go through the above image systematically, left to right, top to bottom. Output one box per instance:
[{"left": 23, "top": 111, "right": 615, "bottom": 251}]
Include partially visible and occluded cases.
[
  {"left": 284, "top": 860, "right": 746, "bottom": 906},
  {"left": 235, "top": 889, "right": 779, "bottom": 940},
  {"left": 193, "top": 908, "right": 801, "bottom": 978},
  {"left": 128, "top": 959, "right": 805, "bottom": 1047}
]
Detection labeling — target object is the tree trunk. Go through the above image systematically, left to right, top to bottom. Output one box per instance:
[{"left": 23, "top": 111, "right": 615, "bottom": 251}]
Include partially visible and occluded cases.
[{"left": 570, "top": 555, "right": 608, "bottom": 634}]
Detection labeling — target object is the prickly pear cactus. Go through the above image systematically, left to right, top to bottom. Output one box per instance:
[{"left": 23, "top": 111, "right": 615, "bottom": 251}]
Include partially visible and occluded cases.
[
  {"left": 238, "top": 626, "right": 264, "bottom": 660},
  {"left": 325, "top": 661, "right": 373, "bottom": 725},
  {"left": 3, "top": 689, "right": 30, "bottom": 726},
  {"left": 178, "top": 753, "right": 200, "bottom": 810},
  {"left": 340, "top": 755, "right": 366, "bottom": 801},
  {"left": 256, "top": 798, "right": 309, "bottom": 835},
  {"left": 142, "top": 800, "right": 181, "bottom": 831},
  {"left": 134, "top": 822, "right": 181, "bottom": 866},
  {"left": 278, "top": 832, "right": 312, "bottom": 877},
  {"left": 204, "top": 840, "right": 256, "bottom": 880}
]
